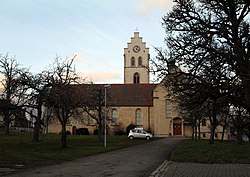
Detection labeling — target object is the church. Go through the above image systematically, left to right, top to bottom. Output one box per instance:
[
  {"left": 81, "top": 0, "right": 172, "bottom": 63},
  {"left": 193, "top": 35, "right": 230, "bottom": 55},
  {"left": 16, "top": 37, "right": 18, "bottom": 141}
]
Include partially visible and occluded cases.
[{"left": 47, "top": 32, "right": 228, "bottom": 139}]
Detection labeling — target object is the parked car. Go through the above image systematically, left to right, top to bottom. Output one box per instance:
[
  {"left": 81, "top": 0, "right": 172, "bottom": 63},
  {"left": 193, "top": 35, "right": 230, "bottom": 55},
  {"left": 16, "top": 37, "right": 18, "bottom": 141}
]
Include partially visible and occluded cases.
[{"left": 128, "top": 128, "right": 152, "bottom": 140}]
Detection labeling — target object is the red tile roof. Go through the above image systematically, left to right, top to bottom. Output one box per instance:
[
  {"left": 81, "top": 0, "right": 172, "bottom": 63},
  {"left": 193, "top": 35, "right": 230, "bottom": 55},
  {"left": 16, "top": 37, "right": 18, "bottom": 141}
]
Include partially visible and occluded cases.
[
  {"left": 68, "top": 84, "right": 157, "bottom": 107},
  {"left": 108, "top": 84, "right": 157, "bottom": 106}
]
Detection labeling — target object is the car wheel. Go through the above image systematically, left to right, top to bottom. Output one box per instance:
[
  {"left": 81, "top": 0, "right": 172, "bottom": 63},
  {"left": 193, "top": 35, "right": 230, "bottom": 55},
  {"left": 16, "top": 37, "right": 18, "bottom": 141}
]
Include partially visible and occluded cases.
[
  {"left": 129, "top": 136, "right": 134, "bottom": 140},
  {"left": 146, "top": 136, "right": 150, "bottom": 140}
]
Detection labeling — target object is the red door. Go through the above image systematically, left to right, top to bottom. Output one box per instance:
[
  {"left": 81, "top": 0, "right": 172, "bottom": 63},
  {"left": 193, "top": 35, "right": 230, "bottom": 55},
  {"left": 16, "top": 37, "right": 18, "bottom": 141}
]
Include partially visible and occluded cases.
[{"left": 173, "top": 121, "right": 182, "bottom": 135}]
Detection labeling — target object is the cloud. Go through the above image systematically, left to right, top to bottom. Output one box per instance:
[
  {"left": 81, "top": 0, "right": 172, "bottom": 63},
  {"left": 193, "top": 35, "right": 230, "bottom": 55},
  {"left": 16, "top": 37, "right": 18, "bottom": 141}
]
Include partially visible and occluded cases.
[
  {"left": 137, "top": 0, "right": 175, "bottom": 16},
  {"left": 78, "top": 71, "right": 122, "bottom": 84}
]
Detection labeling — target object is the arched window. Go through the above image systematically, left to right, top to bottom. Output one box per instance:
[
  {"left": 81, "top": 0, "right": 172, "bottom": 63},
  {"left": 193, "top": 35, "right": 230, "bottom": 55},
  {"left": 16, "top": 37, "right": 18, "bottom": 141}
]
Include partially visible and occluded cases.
[
  {"left": 131, "top": 57, "right": 135, "bottom": 66},
  {"left": 138, "top": 57, "right": 142, "bottom": 66},
  {"left": 133, "top": 72, "right": 140, "bottom": 84},
  {"left": 165, "top": 99, "right": 171, "bottom": 116},
  {"left": 135, "top": 108, "right": 142, "bottom": 125},
  {"left": 111, "top": 109, "right": 118, "bottom": 125},
  {"left": 88, "top": 110, "right": 95, "bottom": 125},
  {"left": 201, "top": 119, "right": 206, "bottom": 126}
]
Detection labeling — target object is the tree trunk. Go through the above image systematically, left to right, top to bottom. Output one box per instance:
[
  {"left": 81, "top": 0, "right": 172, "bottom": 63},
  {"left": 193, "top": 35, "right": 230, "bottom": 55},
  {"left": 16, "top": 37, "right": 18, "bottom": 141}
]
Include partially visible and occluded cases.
[
  {"left": 240, "top": 65, "right": 250, "bottom": 113},
  {"left": 209, "top": 101, "right": 217, "bottom": 144},
  {"left": 33, "top": 102, "right": 42, "bottom": 142},
  {"left": 97, "top": 105, "right": 104, "bottom": 143},
  {"left": 4, "top": 112, "right": 11, "bottom": 135},
  {"left": 236, "top": 115, "right": 243, "bottom": 144},
  {"left": 221, "top": 116, "right": 227, "bottom": 142},
  {"left": 209, "top": 117, "right": 217, "bottom": 144},
  {"left": 4, "top": 118, "right": 10, "bottom": 135},
  {"left": 198, "top": 119, "right": 201, "bottom": 140},
  {"left": 61, "top": 122, "right": 67, "bottom": 148},
  {"left": 98, "top": 122, "right": 103, "bottom": 142},
  {"left": 247, "top": 123, "right": 250, "bottom": 141},
  {"left": 194, "top": 124, "right": 197, "bottom": 140},
  {"left": 221, "top": 124, "right": 225, "bottom": 142},
  {"left": 191, "top": 125, "right": 195, "bottom": 140},
  {"left": 209, "top": 126, "right": 215, "bottom": 144},
  {"left": 236, "top": 128, "right": 243, "bottom": 144}
]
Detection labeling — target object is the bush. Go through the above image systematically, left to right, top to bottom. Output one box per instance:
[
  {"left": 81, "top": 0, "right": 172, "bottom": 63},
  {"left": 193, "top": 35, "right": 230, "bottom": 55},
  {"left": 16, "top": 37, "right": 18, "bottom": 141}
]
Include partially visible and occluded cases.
[
  {"left": 126, "top": 123, "right": 136, "bottom": 135},
  {"left": 76, "top": 128, "right": 89, "bottom": 135},
  {"left": 93, "top": 129, "right": 99, "bottom": 135},
  {"left": 114, "top": 130, "right": 126, "bottom": 135}
]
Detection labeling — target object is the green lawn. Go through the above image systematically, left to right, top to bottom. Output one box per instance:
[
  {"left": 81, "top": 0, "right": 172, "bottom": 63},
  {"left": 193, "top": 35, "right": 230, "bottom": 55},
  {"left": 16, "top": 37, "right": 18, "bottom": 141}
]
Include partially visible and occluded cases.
[
  {"left": 0, "top": 131, "right": 146, "bottom": 170},
  {"left": 2, "top": 133, "right": 249, "bottom": 171},
  {"left": 171, "top": 139, "right": 250, "bottom": 164}
]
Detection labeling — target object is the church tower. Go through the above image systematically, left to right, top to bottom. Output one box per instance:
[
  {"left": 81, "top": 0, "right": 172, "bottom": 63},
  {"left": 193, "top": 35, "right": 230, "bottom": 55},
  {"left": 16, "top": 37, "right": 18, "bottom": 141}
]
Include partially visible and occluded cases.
[{"left": 124, "top": 32, "right": 150, "bottom": 84}]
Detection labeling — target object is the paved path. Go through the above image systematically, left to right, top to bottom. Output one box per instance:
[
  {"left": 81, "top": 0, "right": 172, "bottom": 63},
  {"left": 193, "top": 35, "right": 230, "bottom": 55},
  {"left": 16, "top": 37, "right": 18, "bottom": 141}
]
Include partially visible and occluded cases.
[
  {"left": 4, "top": 137, "right": 250, "bottom": 177},
  {"left": 4, "top": 138, "right": 184, "bottom": 177},
  {"left": 151, "top": 161, "right": 250, "bottom": 177}
]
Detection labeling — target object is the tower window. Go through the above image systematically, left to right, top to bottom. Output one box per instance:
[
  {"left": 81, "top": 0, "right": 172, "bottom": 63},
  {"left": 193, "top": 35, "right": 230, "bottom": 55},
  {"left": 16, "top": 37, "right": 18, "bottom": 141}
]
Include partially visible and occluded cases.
[
  {"left": 131, "top": 57, "right": 135, "bottom": 66},
  {"left": 138, "top": 57, "right": 142, "bottom": 66},
  {"left": 133, "top": 72, "right": 140, "bottom": 84}
]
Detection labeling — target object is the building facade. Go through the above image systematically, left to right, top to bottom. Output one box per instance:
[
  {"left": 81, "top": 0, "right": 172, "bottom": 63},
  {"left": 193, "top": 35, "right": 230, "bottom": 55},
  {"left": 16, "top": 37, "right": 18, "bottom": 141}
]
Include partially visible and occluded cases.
[{"left": 47, "top": 32, "right": 228, "bottom": 140}]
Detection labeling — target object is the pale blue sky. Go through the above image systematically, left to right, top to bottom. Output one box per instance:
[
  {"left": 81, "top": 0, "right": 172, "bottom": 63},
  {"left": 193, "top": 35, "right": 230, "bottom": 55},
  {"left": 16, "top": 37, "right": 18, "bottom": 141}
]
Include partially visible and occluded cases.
[{"left": 0, "top": 0, "right": 174, "bottom": 83}]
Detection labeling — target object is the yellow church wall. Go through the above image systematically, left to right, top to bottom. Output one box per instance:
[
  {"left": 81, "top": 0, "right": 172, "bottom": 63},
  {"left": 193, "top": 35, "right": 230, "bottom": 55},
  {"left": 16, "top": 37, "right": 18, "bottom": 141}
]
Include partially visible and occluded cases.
[
  {"left": 152, "top": 83, "right": 191, "bottom": 137},
  {"left": 152, "top": 84, "right": 173, "bottom": 137},
  {"left": 46, "top": 106, "right": 154, "bottom": 135},
  {"left": 109, "top": 106, "right": 152, "bottom": 132},
  {"left": 47, "top": 117, "right": 97, "bottom": 135},
  {"left": 47, "top": 120, "right": 61, "bottom": 134},
  {"left": 199, "top": 120, "right": 229, "bottom": 140},
  {"left": 183, "top": 124, "right": 193, "bottom": 137}
]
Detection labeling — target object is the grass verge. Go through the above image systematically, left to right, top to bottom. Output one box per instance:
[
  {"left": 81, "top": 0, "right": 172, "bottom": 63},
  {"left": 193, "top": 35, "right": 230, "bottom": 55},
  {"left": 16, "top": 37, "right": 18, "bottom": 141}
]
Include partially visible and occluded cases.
[
  {"left": 0, "top": 131, "right": 147, "bottom": 170},
  {"left": 171, "top": 139, "right": 250, "bottom": 164}
]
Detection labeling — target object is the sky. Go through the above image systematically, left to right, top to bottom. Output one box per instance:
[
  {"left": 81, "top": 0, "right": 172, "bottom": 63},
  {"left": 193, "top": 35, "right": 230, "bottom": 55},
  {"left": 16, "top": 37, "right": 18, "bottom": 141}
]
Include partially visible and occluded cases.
[{"left": 0, "top": 0, "right": 175, "bottom": 84}]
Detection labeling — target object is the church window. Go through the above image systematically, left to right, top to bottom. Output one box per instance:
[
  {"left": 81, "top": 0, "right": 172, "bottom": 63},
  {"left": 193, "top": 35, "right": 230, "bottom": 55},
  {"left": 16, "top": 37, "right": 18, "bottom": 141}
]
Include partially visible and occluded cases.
[
  {"left": 131, "top": 57, "right": 135, "bottom": 66},
  {"left": 138, "top": 57, "right": 142, "bottom": 66},
  {"left": 133, "top": 72, "right": 140, "bottom": 84},
  {"left": 165, "top": 99, "right": 171, "bottom": 116},
  {"left": 135, "top": 108, "right": 142, "bottom": 125},
  {"left": 111, "top": 109, "right": 118, "bottom": 125},
  {"left": 66, "top": 119, "right": 71, "bottom": 125},
  {"left": 201, "top": 119, "right": 206, "bottom": 126}
]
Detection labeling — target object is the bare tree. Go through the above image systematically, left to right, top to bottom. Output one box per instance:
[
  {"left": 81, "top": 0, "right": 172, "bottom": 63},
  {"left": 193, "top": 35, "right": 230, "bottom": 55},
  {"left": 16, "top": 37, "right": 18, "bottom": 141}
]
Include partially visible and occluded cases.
[
  {"left": 152, "top": 0, "right": 249, "bottom": 143},
  {"left": 159, "top": 0, "right": 250, "bottom": 111},
  {"left": 0, "top": 54, "right": 27, "bottom": 135},
  {"left": 46, "top": 56, "right": 82, "bottom": 148},
  {"left": 162, "top": 59, "right": 230, "bottom": 144},
  {"left": 20, "top": 71, "right": 52, "bottom": 142},
  {"left": 78, "top": 85, "right": 107, "bottom": 142},
  {"left": 229, "top": 105, "right": 250, "bottom": 144}
]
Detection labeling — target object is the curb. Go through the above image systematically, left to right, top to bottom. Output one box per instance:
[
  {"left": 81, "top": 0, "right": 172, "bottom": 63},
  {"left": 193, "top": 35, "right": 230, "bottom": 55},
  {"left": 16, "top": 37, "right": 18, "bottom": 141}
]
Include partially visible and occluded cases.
[{"left": 149, "top": 160, "right": 171, "bottom": 177}]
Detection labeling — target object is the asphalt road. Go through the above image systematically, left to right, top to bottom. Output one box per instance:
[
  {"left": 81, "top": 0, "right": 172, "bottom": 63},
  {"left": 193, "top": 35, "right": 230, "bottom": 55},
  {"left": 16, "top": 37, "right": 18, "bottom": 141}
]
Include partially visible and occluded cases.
[{"left": 4, "top": 138, "right": 185, "bottom": 177}]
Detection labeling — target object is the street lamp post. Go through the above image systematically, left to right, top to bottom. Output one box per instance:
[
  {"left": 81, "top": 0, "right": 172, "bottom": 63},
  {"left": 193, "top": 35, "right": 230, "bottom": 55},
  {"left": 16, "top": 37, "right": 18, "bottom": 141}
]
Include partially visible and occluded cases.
[{"left": 104, "top": 84, "right": 110, "bottom": 147}]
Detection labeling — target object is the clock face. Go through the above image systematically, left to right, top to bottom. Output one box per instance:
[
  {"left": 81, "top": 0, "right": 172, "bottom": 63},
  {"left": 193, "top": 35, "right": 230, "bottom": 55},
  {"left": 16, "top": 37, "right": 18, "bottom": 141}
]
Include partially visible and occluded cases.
[{"left": 133, "top": 45, "right": 141, "bottom": 53}]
